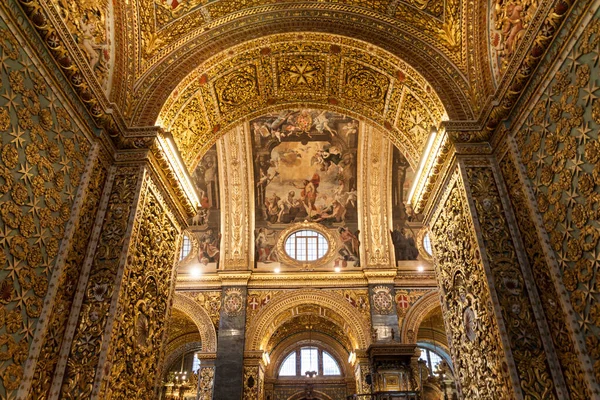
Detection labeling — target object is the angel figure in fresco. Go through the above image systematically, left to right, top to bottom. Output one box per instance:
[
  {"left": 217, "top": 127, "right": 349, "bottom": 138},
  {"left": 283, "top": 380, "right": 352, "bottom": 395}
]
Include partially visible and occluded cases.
[
  {"left": 313, "top": 110, "right": 337, "bottom": 136},
  {"left": 341, "top": 119, "right": 359, "bottom": 140},
  {"left": 253, "top": 121, "right": 272, "bottom": 140},
  {"left": 311, "top": 146, "right": 342, "bottom": 172}
]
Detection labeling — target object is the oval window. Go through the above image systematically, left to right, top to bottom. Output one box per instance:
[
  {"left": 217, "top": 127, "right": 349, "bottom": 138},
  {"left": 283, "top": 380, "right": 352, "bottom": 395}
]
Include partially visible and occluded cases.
[
  {"left": 284, "top": 230, "right": 329, "bottom": 261},
  {"left": 423, "top": 232, "right": 433, "bottom": 256}
]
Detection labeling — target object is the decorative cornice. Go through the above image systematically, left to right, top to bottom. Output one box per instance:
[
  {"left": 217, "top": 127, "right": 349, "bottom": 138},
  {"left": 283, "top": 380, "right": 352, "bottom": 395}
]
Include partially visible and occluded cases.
[
  {"left": 362, "top": 269, "right": 398, "bottom": 284},
  {"left": 217, "top": 271, "right": 252, "bottom": 286}
]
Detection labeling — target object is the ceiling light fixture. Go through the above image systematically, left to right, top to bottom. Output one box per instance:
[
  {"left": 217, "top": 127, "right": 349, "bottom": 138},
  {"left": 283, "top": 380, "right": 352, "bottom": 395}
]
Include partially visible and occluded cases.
[{"left": 408, "top": 126, "right": 438, "bottom": 207}]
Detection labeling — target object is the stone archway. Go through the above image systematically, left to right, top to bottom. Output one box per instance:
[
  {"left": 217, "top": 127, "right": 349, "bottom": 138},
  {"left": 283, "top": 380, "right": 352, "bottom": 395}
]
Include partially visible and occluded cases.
[
  {"left": 245, "top": 289, "right": 371, "bottom": 352},
  {"left": 400, "top": 290, "right": 441, "bottom": 343},
  {"left": 172, "top": 293, "right": 218, "bottom": 352},
  {"left": 286, "top": 390, "right": 334, "bottom": 400}
]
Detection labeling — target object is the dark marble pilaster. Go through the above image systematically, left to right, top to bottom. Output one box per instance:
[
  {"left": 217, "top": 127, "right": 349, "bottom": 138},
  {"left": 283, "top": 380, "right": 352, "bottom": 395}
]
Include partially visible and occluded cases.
[
  {"left": 368, "top": 284, "right": 401, "bottom": 342},
  {"left": 213, "top": 285, "right": 248, "bottom": 399}
]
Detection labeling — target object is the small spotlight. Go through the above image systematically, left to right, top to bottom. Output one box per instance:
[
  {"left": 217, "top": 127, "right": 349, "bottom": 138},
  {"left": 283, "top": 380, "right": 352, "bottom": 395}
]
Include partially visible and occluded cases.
[
  {"left": 417, "top": 265, "right": 425, "bottom": 272},
  {"left": 190, "top": 267, "right": 202, "bottom": 277},
  {"left": 274, "top": 267, "right": 281, "bottom": 273},
  {"left": 334, "top": 267, "right": 341, "bottom": 273}
]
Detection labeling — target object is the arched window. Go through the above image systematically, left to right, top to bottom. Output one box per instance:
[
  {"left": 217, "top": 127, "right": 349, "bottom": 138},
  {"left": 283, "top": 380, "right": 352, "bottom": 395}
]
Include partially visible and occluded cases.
[
  {"left": 180, "top": 234, "right": 191, "bottom": 260},
  {"left": 417, "top": 345, "right": 451, "bottom": 376},
  {"left": 277, "top": 346, "right": 341, "bottom": 377},
  {"left": 279, "top": 352, "right": 297, "bottom": 376}
]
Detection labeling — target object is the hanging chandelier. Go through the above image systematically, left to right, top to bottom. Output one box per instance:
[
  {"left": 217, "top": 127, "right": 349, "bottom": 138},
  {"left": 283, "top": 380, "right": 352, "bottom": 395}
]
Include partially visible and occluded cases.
[{"left": 304, "top": 323, "right": 317, "bottom": 378}]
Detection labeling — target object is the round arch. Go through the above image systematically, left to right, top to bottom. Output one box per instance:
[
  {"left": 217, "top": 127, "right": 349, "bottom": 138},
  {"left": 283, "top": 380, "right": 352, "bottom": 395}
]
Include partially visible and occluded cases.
[
  {"left": 128, "top": 9, "right": 478, "bottom": 126},
  {"left": 155, "top": 32, "right": 450, "bottom": 169},
  {"left": 245, "top": 289, "right": 371, "bottom": 352},
  {"left": 400, "top": 289, "right": 441, "bottom": 343},
  {"left": 172, "top": 293, "right": 218, "bottom": 352},
  {"left": 268, "top": 333, "right": 353, "bottom": 380},
  {"left": 162, "top": 340, "right": 203, "bottom": 378},
  {"left": 287, "top": 390, "right": 334, "bottom": 400}
]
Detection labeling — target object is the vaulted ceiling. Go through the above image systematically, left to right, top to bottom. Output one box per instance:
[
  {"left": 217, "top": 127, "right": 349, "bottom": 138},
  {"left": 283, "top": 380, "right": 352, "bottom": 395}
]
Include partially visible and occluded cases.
[{"left": 23, "top": 0, "right": 566, "bottom": 165}]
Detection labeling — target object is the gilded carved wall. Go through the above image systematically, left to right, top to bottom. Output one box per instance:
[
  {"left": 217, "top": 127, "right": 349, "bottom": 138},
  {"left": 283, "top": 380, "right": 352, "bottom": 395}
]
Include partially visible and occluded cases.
[
  {"left": 508, "top": 8, "right": 600, "bottom": 392},
  {"left": 0, "top": 15, "right": 94, "bottom": 399},
  {"left": 500, "top": 152, "right": 591, "bottom": 398},
  {"left": 28, "top": 153, "right": 108, "bottom": 399},
  {"left": 464, "top": 163, "right": 557, "bottom": 398},
  {"left": 59, "top": 168, "right": 142, "bottom": 399},
  {"left": 429, "top": 172, "right": 512, "bottom": 399},
  {"left": 102, "top": 179, "right": 181, "bottom": 399}
]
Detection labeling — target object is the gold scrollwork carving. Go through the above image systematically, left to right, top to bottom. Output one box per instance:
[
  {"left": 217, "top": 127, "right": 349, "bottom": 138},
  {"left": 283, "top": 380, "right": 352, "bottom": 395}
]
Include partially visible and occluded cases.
[
  {"left": 342, "top": 62, "right": 390, "bottom": 112},
  {"left": 214, "top": 64, "right": 260, "bottom": 114},
  {"left": 500, "top": 153, "right": 590, "bottom": 399},
  {"left": 466, "top": 166, "right": 557, "bottom": 399},
  {"left": 60, "top": 169, "right": 141, "bottom": 398},
  {"left": 430, "top": 173, "right": 512, "bottom": 399},
  {"left": 103, "top": 181, "right": 180, "bottom": 399}
]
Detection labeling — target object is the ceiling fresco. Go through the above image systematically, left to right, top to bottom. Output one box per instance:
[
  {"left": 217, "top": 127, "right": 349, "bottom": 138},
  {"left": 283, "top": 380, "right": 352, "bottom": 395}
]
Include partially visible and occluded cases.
[
  {"left": 157, "top": 33, "right": 446, "bottom": 168},
  {"left": 252, "top": 110, "right": 358, "bottom": 227}
]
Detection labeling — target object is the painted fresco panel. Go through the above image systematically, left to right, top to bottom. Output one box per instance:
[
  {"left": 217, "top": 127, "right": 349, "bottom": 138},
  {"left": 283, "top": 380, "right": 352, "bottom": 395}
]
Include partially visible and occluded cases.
[{"left": 251, "top": 109, "right": 359, "bottom": 269}]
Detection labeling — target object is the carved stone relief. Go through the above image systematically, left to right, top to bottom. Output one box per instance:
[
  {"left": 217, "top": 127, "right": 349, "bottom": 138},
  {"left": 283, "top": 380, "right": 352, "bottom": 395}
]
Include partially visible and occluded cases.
[
  {"left": 510, "top": 10, "right": 600, "bottom": 393},
  {"left": 217, "top": 124, "right": 253, "bottom": 269},
  {"left": 358, "top": 125, "right": 393, "bottom": 268},
  {"left": 500, "top": 151, "right": 591, "bottom": 398},
  {"left": 464, "top": 164, "right": 558, "bottom": 398},
  {"left": 59, "top": 167, "right": 142, "bottom": 400},
  {"left": 430, "top": 171, "right": 512, "bottom": 399},
  {"left": 101, "top": 182, "right": 180, "bottom": 399}
]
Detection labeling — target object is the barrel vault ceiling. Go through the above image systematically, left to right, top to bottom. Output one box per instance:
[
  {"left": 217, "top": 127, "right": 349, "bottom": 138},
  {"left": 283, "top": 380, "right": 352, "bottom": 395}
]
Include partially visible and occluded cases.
[{"left": 17, "top": 0, "right": 568, "bottom": 163}]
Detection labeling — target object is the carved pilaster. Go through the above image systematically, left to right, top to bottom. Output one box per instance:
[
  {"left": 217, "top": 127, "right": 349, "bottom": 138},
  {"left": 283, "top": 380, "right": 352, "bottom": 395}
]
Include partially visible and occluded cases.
[
  {"left": 218, "top": 124, "right": 253, "bottom": 269},
  {"left": 358, "top": 125, "right": 394, "bottom": 268},
  {"left": 25, "top": 147, "right": 110, "bottom": 400},
  {"left": 499, "top": 148, "right": 591, "bottom": 399},
  {"left": 54, "top": 154, "right": 188, "bottom": 400},
  {"left": 460, "top": 158, "right": 562, "bottom": 399},
  {"left": 429, "top": 167, "right": 513, "bottom": 399},
  {"left": 197, "top": 356, "right": 216, "bottom": 400}
]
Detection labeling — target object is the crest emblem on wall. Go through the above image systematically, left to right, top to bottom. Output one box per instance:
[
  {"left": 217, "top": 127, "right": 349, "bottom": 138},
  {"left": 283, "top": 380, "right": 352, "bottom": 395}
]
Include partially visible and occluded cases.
[
  {"left": 372, "top": 286, "right": 393, "bottom": 315},
  {"left": 223, "top": 288, "right": 244, "bottom": 316}
]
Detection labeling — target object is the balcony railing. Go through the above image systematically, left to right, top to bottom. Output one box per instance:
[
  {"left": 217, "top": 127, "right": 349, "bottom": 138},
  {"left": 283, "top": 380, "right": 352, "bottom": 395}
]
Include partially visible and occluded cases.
[{"left": 346, "top": 391, "right": 420, "bottom": 400}]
